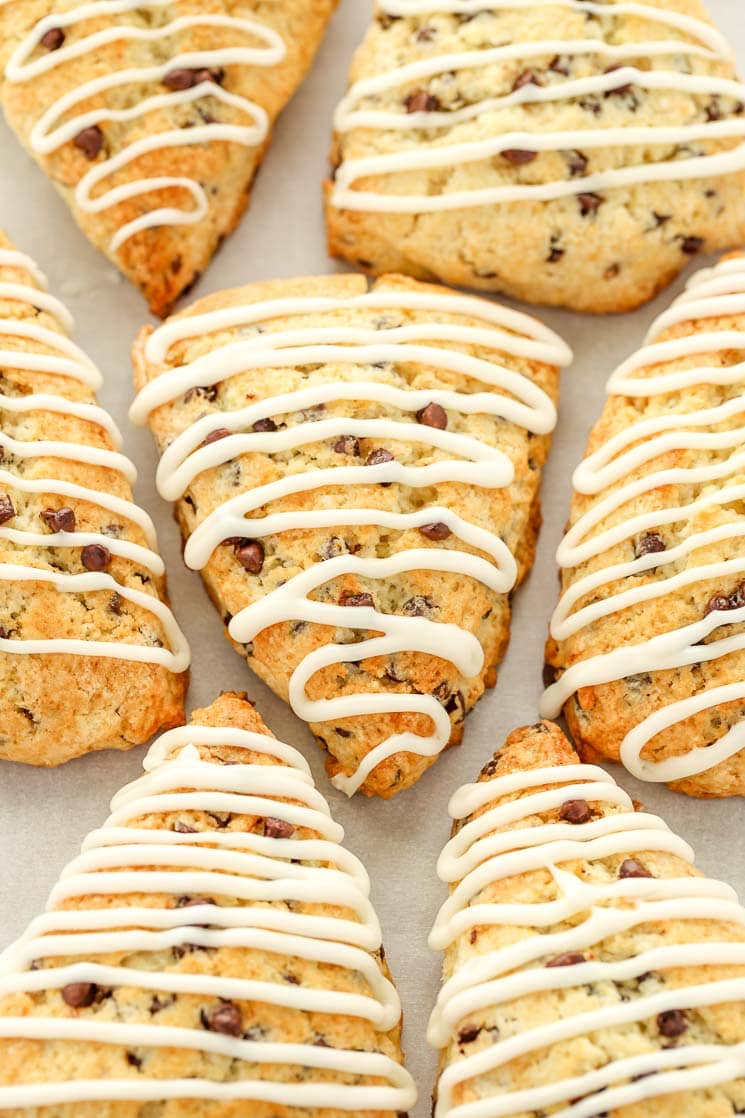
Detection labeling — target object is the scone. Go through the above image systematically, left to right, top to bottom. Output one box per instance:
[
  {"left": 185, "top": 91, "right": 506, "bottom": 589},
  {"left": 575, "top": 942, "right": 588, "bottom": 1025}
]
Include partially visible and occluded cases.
[
  {"left": 326, "top": 0, "right": 745, "bottom": 314},
  {"left": 0, "top": 2, "right": 337, "bottom": 317},
  {"left": 0, "top": 231, "right": 189, "bottom": 766},
  {"left": 543, "top": 249, "right": 745, "bottom": 797},
  {"left": 130, "top": 272, "right": 570, "bottom": 797},
  {"left": 0, "top": 691, "right": 417, "bottom": 1117},
  {"left": 430, "top": 720, "right": 745, "bottom": 1117}
]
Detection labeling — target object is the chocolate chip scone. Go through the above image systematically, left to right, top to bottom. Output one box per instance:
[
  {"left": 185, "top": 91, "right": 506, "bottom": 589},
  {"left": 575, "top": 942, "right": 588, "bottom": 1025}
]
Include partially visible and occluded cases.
[
  {"left": 326, "top": 0, "right": 745, "bottom": 314},
  {"left": 0, "top": 1, "right": 337, "bottom": 317},
  {"left": 0, "top": 232, "right": 189, "bottom": 766},
  {"left": 543, "top": 250, "right": 745, "bottom": 797},
  {"left": 131, "top": 272, "right": 570, "bottom": 797},
  {"left": 0, "top": 692, "right": 417, "bottom": 1117},
  {"left": 430, "top": 720, "right": 745, "bottom": 1117}
]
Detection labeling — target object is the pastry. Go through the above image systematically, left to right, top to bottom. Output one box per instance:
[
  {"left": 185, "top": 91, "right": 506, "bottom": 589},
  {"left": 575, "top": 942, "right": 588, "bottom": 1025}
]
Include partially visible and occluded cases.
[
  {"left": 326, "top": 0, "right": 745, "bottom": 314},
  {"left": 0, "top": 1, "right": 337, "bottom": 317},
  {"left": 0, "top": 232, "right": 189, "bottom": 765},
  {"left": 543, "top": 249, "right": 745, "bottom": 797},
  {"left": 131, "top": 272, "right": 570, "bottom": 797},
  {"left": 0, "top": 691, "right": 417, "bottom": 1116},
  {"left": 430, "top": 720, "right": 745, "bottom": 1117}
]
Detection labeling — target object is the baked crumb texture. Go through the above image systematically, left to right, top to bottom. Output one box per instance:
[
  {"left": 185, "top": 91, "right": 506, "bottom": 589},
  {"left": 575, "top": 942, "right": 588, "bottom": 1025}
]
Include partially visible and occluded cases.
[
  {"left": 326, "top": 0, "right": 745, "bottom": 314},
  {"left": 0, "top": 1, "right": 337, "bottom": 317},
  {"left": 0, "top": 231, "right": 189, "bottom": 766},
  {"left": 543, "top": 250, "right": 745, "bottom": 797},
  {"left": 131, "top": 272, "right": 570, "bottom": 798},
  {"left": 0, "top": 691, "right": 417, "bottom": 1117},
  {"left": 431, "top": 720, "right": 745, "bottom": 1117}
]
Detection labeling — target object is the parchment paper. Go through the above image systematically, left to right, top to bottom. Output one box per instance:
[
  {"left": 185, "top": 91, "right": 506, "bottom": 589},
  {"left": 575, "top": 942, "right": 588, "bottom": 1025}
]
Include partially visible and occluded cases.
[{"left": 1, "top": 3, "right": 744, "bottom": 1112}]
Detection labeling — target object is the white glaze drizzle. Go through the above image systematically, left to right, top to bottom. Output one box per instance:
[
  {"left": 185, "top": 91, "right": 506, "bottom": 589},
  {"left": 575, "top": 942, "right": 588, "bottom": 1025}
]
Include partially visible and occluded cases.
[
  {"left": 331, "top": 0, "right": 745, "bottom": 214},
  {"left": 3, "top": 1, "right": 286, "bottom": 251},
  {"left": 0, "top": 248, "right": 189, "bottom": 670},
  {"left": 541, "top": 253, "right": 745, "bottom": 782},
  {"left": 131, "top": 287, "right": 569, "bottom": 793},
  {"left": 0, "top": 723, "right": 417, "bottom": 1112},
  {"left": 429, "top": 760, "right": 745, "bottom": 1118}
]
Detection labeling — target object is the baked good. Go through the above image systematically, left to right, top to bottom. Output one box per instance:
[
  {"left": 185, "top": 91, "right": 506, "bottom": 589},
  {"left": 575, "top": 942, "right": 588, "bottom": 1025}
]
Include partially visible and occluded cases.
[
  {"left": 326, "top": 0, "right": 745, "bottom": 314},
  {"left": 0, "top": 2, "right": 337, "bottom": 317},
  {"left": 0, "top": 231, "right": 189, "bottom": 766},
  {"left": 543, "top": 249, "right": 745, "bottom": 797},
  {"left": 131, "top": 271, "right": 570, "bottom": 797},
  {"left": 0, "top": 691, "right": 417, "bottom": 1117},
  {"left": 430, "top": 720, "right": 745, "bottom": 1118}
]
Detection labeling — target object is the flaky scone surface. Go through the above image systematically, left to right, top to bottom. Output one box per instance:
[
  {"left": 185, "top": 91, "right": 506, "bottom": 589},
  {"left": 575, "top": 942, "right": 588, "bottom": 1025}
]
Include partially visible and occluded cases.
[
  {"left": 327, "top": 0, "right": 745, "bottom": 314},
  {"left": 0, "top": 2, "right": 337, "bottom": 316},
  {"left": 0, "top": 231, "right": 187, "bottom": 765},
  {"left": 543, "top": 250, "right": 745, "bottom": 797},
  {"left": 132, "top": 272, "right": 567, "bottom": 797},
  {"left": 0, "top": 692, "right": 415, "bottom": 1117},
  {"left": 430, "top": 721, "right": 745, "bottom": 1117}
]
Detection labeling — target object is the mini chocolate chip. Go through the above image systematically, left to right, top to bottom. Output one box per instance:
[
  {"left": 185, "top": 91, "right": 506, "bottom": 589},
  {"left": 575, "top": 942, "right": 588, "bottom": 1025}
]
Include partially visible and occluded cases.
[
  {"left": 40, "top": 27, "right": 65, "bottom": 50},
  {"left": 550, "top": 55, "right": 571, "bottom": 76},
  {"left": 603, "top": 65, "right": 633, "bottom": 95},
  {"left": 163, "top": 67, "right": 220, "bottom": 91},
  {"left": 512, "top": 69, "right": 540, "bottom": 91},
  {"left": 405, "top": 89, "right": 441, "bottom": 112},
  {"left": 74, "top": 125, "right": 103, "bottom": 160},
  {"left": 502, "top": 148, "right": 537, "bottom": 165},
  {"left": 566, "top": 149, "right": 588, "bottom": 176},
  {"left": 578, "top": 192, "right": 603, "bottom": 215},
  {"left": 681, "top": 236, "right": 704, "bottom": 255},
  {"left": 417, "top": 401, "right": 447, "bottom": 429},
  {"left": 252, "top": 417, "right": 277, "bottom": 433},
  {"left": 203, "top": 427, "right": 231, "bottom": 445},
  {"left": 333, "top": 435, "right": 360, "bottom": 456},
  {"left": 366, "top": 448, "right": 394, "bottom": 467},
  {"left": 0, "top": 495, "right": 15, "bottom": 525},
  {"left": 41, "top": 506, "right": 76, "bottom": 533},
  {"left": 419, "top": 522, "right": 452, "bottom": 541},
  {"left": 635, "top": 532, "right": 665, "bottom": 558},
  {"left": 236, "top": 540, "right": 264, "bottom": 574},
  {"left": 81, "top": 544, "right": 111, "bottom": 571},
  {"left": 705, "top": 589, "right": 743, "bottom": 615},
  {"left": 340, "top": 590, "right": 375, "bottom": 608},
  {"left": 109, "top": 593, "right": 123, "bottom": 615},
  {"left": 403, "top": 596, "right": 435, "bottom": 616},
  {"left": 0, "top": 628, "right": 9, "bottom": 640},
  {"left": 560, "top": 799, "right": 591, "bottom": 824},
  {"left": 264, "top": 817, "right": 294, "bottom": 839},
  {"left": 173, "top": 820, "right": 197, "bottom": 834},
  {"left": 619, "top": 858, "right": 653, "bottom": 879},
  {"left": 176, "top": 895, "right": 215, "bottom": 909},
  {"left": 546, "top": 952, "right": 586, "bottom": 968},
  {"left": 62, "top": 982, "right": 97, "bottom": 1008},
  {"left": 202, "top": 1001, "right": 242, "bottom": 1036},
  {"left": 657, "top": 1009, "right": 688, "bottom": 1038},
  {"left": 458, "top": 1024, "right": 481, "bottom": 1043},
  {"left": 126, "top": 1051, "right": 143, "bottom": 1069}
]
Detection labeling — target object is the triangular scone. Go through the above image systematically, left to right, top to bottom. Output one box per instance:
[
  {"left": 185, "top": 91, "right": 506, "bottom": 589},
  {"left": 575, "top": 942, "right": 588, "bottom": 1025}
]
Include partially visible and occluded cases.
[
  {"left": 326, "top": 1, "right": 745, "bottom": 314},
  {"left": 0, "top": 2, "right": 337, "bottom": 317},
  {"left": 0, "top": 232, "right": 189, "bottom": 765},
  {"left": 543, "top": 250, "right": 745, "bottom": 798},
  {"left": 131, "top": 273, "right": 570, "bottom": 797},
  {"left": 0, "top": 692, "right": 417, "bottom": 1116},
  {"left": 430, "top": 721, "right": 745, "bottom": 1118}
]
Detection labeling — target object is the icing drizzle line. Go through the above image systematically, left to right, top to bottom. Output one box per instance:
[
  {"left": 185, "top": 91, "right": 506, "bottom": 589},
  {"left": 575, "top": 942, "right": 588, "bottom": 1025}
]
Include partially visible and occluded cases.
[
  {"left": 331, "top": 0, "right": 745, "bottom": 213},
  {"left": 4, "top": 1, "right": 286, "bottom": 251},
  {"left": 0, "top": 249, "right": 189, "bottom": 670},
  {"left": 541, "top": 253, "right": 745, "bottom": 782},
  {"left": 130, "top": 286, "right": 569, "bottom": 793},
  {"left": 0, "top": 723, "right": 417, "bottom": 1111},
  {"left": 429, "top": 759, "right": 745, "bottom": 1118}
]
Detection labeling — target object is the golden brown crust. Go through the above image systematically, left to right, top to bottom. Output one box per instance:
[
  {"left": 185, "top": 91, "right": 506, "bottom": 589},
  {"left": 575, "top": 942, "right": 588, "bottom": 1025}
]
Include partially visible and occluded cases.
[
  {"left": 326, "top": 0, "right": 745, "bottom": 314},
  {"left": 0, "top": 2, "right": 337, "bottom": 316},
  {"left": 0, "top": 230, "right": 187, "bottom": 765},
  {"left": 546, "top": 249, "right": 745, "bottom": 797},
  {"left": 133, "top": 271, "right": 562, "bottom": 796},
  {"left": 0, "top": 693, "right": 410, "bottom": 1118},
  {"left": 434, "top": 720, "right": 745, "bottom": 1116}
]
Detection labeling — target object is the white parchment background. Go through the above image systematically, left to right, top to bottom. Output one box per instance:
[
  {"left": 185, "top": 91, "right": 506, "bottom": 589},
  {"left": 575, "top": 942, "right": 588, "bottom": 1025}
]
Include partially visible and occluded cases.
[{"left": 1, "top": 2, "right": 744, "bottom": 1112}]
